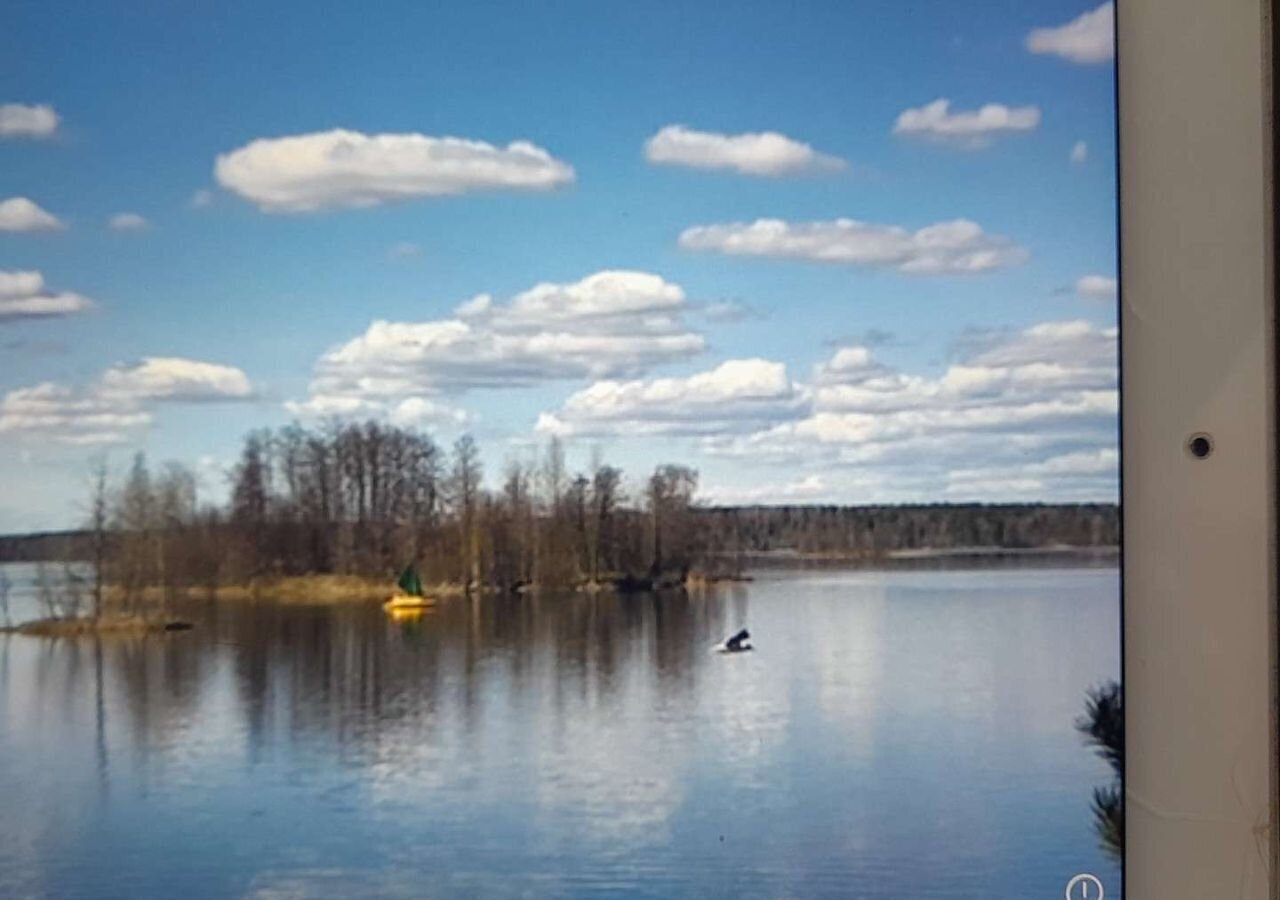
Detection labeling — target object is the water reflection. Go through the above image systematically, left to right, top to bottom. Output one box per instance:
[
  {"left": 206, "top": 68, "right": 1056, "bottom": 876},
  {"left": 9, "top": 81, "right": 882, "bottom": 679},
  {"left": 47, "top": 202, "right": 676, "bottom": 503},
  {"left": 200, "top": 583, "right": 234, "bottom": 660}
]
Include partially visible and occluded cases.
[{"left": 0, "top": 565, "right": 1121, "bottom": 899}]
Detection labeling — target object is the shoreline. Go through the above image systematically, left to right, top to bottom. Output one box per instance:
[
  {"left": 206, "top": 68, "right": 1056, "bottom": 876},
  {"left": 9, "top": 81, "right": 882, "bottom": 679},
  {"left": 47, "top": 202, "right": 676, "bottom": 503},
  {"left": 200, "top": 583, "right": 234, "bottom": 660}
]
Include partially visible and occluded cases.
[
  {"left": 731, "top": 544, "right": 1119, "bottom": 563},
  {"left": 887, "top": 544, "right": 1119, "bottom": 560},
  {"left": 0, "top": 549, "right": 1116, "bottom": 626},
  {"left": 84, "top": 571, "right": 752, "bottom": 608},
  {"left": 1, "top": 614, "right": 194, "bottom": 637}
]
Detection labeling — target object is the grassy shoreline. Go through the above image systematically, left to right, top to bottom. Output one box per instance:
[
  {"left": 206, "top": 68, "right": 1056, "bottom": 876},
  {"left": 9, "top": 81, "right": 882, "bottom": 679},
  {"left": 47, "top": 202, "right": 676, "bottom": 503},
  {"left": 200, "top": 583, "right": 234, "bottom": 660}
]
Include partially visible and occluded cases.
[
  {"left": 100, "top": 571, "right": 752, "bottom": 606},
  {"left": 1, "top": 614, "right": 193, "bottom": 637}
]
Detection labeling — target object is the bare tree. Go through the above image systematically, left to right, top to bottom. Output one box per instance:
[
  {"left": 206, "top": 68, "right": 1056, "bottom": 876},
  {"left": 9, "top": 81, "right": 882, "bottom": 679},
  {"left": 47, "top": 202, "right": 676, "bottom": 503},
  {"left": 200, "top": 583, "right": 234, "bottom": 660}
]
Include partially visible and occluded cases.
[
  {"left": 230, "top": 434, "right": 270, "bottom": 579},
  {"left": 449, "top": 435, "right": 483, "bottom": 594},
  {"left": 115, "top": 453, "right": 155, "bottom": 609},
  {"left": 86, "top": 457, "right": 110, "bottom": 619},
  {"left": 588, "top": 462, "right": 622, "bottom": 585},
  {"left": 155, "top": 463, "right": 197, "bottom": 606},
  {"left": 646, "top": 464, "right": 698, "bottom": 580}
]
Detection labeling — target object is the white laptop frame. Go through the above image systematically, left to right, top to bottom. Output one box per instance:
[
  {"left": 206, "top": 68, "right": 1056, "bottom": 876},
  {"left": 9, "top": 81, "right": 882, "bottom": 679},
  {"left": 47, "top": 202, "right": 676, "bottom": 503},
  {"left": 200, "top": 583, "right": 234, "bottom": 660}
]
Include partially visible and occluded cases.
[{"left": 1120, "top": 0, "right": 1278, "bottom": 896}]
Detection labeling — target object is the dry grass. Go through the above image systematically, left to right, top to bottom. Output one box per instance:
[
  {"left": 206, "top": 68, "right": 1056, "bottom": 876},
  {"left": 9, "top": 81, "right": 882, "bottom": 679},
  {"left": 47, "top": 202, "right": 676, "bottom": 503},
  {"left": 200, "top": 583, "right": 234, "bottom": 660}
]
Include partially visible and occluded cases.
[
  {"left": 108, "top": 574, "right": 465, "bottom": 605},
  {"left": 211, "top": 574, "right": 393, "bottom": 603},
  {"left": 3, "top": 614, "right": 191, "bottom": 637}
]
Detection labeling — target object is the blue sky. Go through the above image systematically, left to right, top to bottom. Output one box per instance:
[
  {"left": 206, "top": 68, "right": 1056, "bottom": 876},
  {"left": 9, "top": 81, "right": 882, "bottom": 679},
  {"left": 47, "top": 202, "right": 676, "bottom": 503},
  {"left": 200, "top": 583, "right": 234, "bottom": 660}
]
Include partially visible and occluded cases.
[{"left": 0, "top": 0, "right": 1117, "bottom": 532}]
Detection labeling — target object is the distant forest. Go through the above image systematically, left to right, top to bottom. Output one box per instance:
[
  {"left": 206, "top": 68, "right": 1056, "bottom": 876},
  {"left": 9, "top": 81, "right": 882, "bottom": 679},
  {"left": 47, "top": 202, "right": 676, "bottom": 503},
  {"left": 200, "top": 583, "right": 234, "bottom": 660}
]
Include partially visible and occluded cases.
[{"left": 0, "top": 421, "right": 1119, "bottom": 597}]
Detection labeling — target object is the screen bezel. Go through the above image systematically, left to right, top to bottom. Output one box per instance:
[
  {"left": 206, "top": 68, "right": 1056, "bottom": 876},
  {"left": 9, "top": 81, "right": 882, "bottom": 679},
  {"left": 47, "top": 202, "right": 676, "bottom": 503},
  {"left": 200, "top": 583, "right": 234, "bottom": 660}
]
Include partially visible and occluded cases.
[{"left": 1119, "top": 0, "right": 1278, "bottom": 896}]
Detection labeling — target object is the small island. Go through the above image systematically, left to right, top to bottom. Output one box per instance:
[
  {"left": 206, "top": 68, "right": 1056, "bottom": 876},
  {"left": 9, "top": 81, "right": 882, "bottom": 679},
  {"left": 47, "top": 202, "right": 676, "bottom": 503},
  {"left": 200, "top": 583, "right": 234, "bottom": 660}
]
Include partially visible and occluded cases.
[{"left": 0, "top": 421, "right": 1120, "bottom": 634}]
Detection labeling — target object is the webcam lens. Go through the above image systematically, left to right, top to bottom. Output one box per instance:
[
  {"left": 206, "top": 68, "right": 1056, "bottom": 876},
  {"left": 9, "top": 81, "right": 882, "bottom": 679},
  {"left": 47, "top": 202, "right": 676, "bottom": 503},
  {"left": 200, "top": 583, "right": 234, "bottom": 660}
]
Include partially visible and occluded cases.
[{"left": 1187, "top": 433, "right": 1213, "bottom": 459}]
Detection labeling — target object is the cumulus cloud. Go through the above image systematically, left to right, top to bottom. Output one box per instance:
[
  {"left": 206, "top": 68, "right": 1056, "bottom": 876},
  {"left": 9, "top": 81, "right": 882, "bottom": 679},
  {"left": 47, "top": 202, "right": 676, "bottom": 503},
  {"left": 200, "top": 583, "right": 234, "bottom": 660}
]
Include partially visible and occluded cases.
[
  {"left": 1027, "top": 3, "right": 1115, "bottom": 64},
  {"left": 893, "top": 99, "right": 1040, "bottom": 148},
  {"left": 0, "top": 103, "right": 59, "bottom": 139},
  {"left": 644, "top": 125, "right": 844, "bottom": 176},
  {"left": 215, "top": 129, "right": 575, "bottom": 213},
  {"left": 1070, "top": 140, "right": 1088, "bottom": 164},
  {"left": 189, "top": 189, "right": 214, "bottom": 209},
  {"left": 0, "top": 197, "right": 64, "bottom": 232},
  {"left": 108, "top": 212, "right": 148, "bottom": 231},
  {"left": 679, "top": 217, "right": 1028, "bottom": 275},
  {"left": 492, "top": 269, "right": 685, "bottom": 327},
  {"left": 0, "top": 270, "right": 94, "bottom": 322},
  {"left": 291, "top": 270, "right": 706, "bottom": 418},
  {"left": 1075, "top": 274, "right": 1117, "bottom": 300},
  {"left": 524, "top": 319, "right": 1117, "bottom": 501},
  {"left": 701, "top": 320, "right": 1118, "bottom": 501},
  {"left": 0, "top": 357, "right": 254, "bottom": 445},
  {"left": 98, "top": 357, "right": 253, "bottom": 402},
  {"left": 536, "top": 359, "right": 807, "bottom": 438},
  {"left": 0, "top": 383, "right": 152, "bottom": 446},
  {"left": 284, "top": 392, "right": 470, "bottom": 429},
  {"left": 700, "top": 474, "right": 827, "bottom": 506}
]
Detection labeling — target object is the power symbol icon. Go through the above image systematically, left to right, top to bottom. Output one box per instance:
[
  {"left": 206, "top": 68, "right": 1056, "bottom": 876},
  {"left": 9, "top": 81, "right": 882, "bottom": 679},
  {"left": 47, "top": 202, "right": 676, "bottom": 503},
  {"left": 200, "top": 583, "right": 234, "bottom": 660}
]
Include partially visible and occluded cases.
[{"left": 1065, "top": 873, "right": 1104, "bottom": 899}]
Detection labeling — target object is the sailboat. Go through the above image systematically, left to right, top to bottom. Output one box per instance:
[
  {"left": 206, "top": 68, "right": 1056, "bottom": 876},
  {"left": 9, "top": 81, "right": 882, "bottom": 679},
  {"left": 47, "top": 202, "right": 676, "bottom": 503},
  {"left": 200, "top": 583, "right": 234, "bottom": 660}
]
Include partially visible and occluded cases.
[{"left": 383, "top": 563, "right": 436, "bottom": 612}]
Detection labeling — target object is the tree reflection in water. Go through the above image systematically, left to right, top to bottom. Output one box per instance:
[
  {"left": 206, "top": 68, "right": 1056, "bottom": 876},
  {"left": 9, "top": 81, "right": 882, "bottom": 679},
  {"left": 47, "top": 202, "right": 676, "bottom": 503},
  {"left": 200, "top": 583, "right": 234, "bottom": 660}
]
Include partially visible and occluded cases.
[
  {"left": 87, "top": 588, "right": 727, "bottom": 766},
  {"left": 1076, "top": 680, "right": 1123, "bottom": 860}
]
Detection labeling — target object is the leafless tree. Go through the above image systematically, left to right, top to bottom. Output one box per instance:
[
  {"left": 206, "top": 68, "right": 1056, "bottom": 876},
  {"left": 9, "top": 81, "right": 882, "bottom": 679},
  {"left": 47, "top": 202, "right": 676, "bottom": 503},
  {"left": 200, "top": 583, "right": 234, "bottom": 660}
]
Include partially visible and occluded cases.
[
  {"left": 449, "top": 435, "right": 483, "bottom": 594},
  {"left": 86, "top": 456, "right": 110, "bottom": 619},
  {"left": 588, "top": 462, "right": 622, "bottom": 585}
]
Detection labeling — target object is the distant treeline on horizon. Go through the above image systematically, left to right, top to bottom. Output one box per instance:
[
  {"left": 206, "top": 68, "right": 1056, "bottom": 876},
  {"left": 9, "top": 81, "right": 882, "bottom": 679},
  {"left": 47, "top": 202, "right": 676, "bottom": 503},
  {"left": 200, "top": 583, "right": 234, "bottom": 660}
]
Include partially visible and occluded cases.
[
  {"left": 0, "top": 421, "right": 1119, "bottom": 595},
  {"left": 0, "top": 502, "right": 1121, "bottom": 564}
]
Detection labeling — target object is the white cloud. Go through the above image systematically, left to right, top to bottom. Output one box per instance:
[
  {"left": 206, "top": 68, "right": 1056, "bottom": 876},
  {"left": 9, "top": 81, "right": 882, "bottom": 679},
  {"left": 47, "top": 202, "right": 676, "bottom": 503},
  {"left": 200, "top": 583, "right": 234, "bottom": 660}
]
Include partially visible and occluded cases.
[
  {"left": 1027, "top": 3, "right": 1115, "bottom": 64},
  {"left": 893, "top": 99, "right": 1040, "bottom": 148},
  {"left": 0, "top": 103, "right": 59, "bottom": 139},
  {"left": 644, "top": 124, "right": 844, "bottom": 176},
  {"left": 215, "top": 129, "right": 575, "bottom": 213},
  {"left": 1070, "top": 140, "right": 1088, "bottom": 164},
  {"left": 189, "top": 189, "right": 214, "bottom": 209},
  {"left": 0, "top": 197, "right": 64, "bottom": 232},
  {"left": 108, "top": 212, "right": 148, "bottom": 231},
  {"left": 679, "top": 217, "right": 1028, "bottom": 275},
  {"left": 386, "top": 241, "right": 423, "bottom": 260},
  {"left": 496, "top": 269, "right": 685, "bottom": 327},
  {"left": 0, "top": 270, "right": 94, "bottom": 322},
  {"left": 292, "top": 270, "right": 706, "bottom": 418},
  {"left": 0, "top": 271, "right": 45, "bottom": 297},
  {"left": 1075, "top": 274, "right": 1116, "bottom": 300},
  {"left": 453, "top": 293, "right": 492, "bottom": 317},
  {"left": 523, "top": 320, "right": 1118, "bottom": 502},
  {"left": 700, "top": 321, "right": 1118, "bottom": 502},
  {"left": 814, "top": 345, "right": 878, "bottom": 383},
  {"left": 0, "top": 357, "right": 254, "bottom": 445},
  {"left": 98, "top": 357, "right": 253, "bottom": 402},
  {"left": 536, "top": 358, "right": 807, "bottom": 438},
  {"left": 0, "top": 383, "right": 151, "bottom": 446},
  {"left": 284, "top": 393, "right": 470, "bottom": 429},
  {"left": 388, "top": 397, "right": 470, "bottom": 428},
  {"left": 1027, "top": 447, "right": 1118, "bottom": 475},
  {"left": 945, "top": 448, "right": 1119, "bottom": 500},
  {"left": 700, "top": 474, "right": 827, "bottom": 505}
]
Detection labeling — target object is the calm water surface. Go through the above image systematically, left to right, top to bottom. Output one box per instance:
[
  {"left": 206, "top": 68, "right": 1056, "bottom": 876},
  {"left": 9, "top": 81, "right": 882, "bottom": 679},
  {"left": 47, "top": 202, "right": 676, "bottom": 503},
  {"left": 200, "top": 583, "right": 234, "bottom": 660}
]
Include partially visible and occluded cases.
[{"left": 0, "top": 563, "right": 1121, "bottom": 899}]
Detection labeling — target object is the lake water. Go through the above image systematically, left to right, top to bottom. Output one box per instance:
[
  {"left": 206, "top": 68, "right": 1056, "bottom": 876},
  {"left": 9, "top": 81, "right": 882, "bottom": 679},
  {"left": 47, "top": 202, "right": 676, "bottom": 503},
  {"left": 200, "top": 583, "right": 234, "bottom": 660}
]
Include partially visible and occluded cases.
[{"left": 0, "top": 562, "right": 1121, "bottom": 899}]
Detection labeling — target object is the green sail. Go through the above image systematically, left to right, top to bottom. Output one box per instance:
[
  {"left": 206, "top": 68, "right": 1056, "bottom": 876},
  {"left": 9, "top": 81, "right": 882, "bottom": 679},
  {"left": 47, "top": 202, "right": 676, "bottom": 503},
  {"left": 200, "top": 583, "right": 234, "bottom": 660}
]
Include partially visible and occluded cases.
[{"left": 396, "top": 564, "right": 423, "bottom": 597}]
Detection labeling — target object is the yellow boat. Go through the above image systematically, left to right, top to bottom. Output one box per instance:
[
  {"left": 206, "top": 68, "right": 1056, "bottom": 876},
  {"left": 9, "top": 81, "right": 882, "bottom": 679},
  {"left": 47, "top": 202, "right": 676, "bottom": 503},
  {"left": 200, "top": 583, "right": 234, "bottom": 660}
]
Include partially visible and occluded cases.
[
  {"left": 384, "top": 564, "right": 435, "bottom": 613},
  {"left": 383, "top": 593, "right": 436, "bottom": 611},
  {"left": 386, "top": 604, "right": 429, "bottom": 622}
]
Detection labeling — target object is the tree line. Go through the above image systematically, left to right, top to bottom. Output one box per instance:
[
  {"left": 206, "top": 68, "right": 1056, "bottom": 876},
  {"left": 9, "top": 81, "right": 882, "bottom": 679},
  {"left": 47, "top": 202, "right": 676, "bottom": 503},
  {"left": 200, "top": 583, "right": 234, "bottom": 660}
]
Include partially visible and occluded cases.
[
  {"left": 2, "top": 420, "right": 1119, "bottom": 604},
  {"left": 77, "top": 421, "right": 704, "bottom": 603},
  {"left": 695, "top": 502, "right": 1118, "bottom": 557}
]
